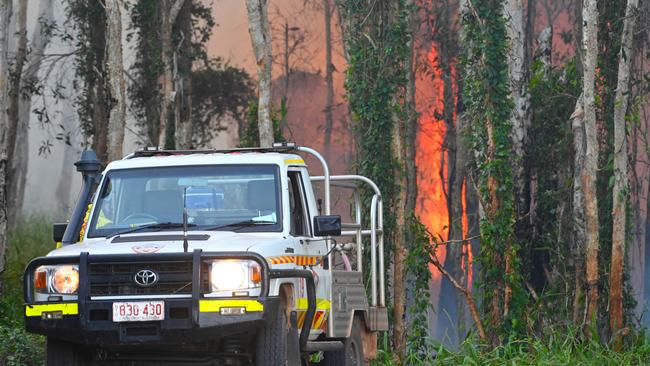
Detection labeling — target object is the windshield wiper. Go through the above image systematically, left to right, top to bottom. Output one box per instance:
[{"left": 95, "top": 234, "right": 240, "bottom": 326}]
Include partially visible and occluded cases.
[
  {"left": 198, "top": 220, "right": 276, "bottom": 232},
  {"left": 107, "top": 222, "right": 197, "bottom": 239}
]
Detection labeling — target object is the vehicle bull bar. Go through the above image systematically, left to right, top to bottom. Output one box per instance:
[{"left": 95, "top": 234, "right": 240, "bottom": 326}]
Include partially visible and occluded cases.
[{"left": 24, "top": 250, "right": 317, "bottom": 352}]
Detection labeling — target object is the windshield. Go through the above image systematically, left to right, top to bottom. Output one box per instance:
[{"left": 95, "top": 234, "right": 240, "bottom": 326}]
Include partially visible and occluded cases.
[{"left": 87, "top": 164, "right": 282, "bottom": 238}]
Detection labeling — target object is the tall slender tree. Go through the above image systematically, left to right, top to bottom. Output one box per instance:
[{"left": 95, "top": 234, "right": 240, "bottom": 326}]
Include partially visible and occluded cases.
[
  {"left": 0, "top": 0, "right": 10, "bottom": 296},
  {"left": 5, "top": 0, "right": 27, "bottom": 226},
  {"left": 11, "top": 0, "right": 55, "bottom": 218},
  {"left": 106, "top": 0, "right": 126, "bottom": 161},
  {"left": 158, "top": 0, "right": 187, "bottom": 148},
  {"left": 245, "top": 0, "right": 273, "bottom": 147},
  {"left": 323, "top": 0, "right": 334, "bottom": 156},
  {"left": 504, "top": 0, "right": 531, "bottom": 222},
  {"left": 581, "top": 0, "right": 600, "bottom": 329},
  {"left": 610, "top": 0, "right": 639, "bottom": 341}
]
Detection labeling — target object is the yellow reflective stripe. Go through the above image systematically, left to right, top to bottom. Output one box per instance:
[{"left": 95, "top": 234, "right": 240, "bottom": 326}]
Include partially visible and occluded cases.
[
  {"left": 284, "top": 159, "right": 305, "bottom": 165},
  {"left": 296, "top": 298, "right": 331, "bottom": 311},
  {"left": 199, "top": 299, "right": 264, "bottom": 313},
  {"left": 25, "top": 303, "right": 78, "bottom": 317}
]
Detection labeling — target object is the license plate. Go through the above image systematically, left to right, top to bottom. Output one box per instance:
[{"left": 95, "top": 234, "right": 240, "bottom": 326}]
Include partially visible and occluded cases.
[{"left": 112, "top": 301, "right": 164, "bottom": 322}]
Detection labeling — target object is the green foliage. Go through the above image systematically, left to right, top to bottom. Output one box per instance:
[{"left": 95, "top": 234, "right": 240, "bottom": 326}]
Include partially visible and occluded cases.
[
  {"left": 129, "top": 0, "right": 215, "bottom": 147},
  {"left": 129, "top": 0, "right": 164, "bottom": 144},
  {"left": 461, "top": 0, "right": 524, "bottom": 340},
  {"left": 192, "top": 59, "right": 254, "bottom": 147},
  {"left": 526, "top": 59, "right": 581, "bottom": 322},
  {"left": 239, "top": 100, "right": 286, "bottom": 148},
  {"left": 0, "top": 217, "right": 52, "bottom": 366},
  {"left": 405, "top": 218, "right": 434, "bottom": 360},
  {"left": 0, "top": 325, "right": 44, "bottom": 366},
  {"left": 372, "top": 327, "right": 650, "bottom": 365}
]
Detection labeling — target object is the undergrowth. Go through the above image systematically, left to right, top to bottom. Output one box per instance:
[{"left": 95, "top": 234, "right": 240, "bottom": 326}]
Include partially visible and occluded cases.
[
  {"left": 0, "top": 216, "right": 52, "bottom": 366},
  {"left": 371, "top": 327, "right": 650, "bottom": 365}
]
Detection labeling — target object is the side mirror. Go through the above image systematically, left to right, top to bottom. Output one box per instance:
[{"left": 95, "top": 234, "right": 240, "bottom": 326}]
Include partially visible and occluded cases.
[
  {"left": 313, "top": 215, "right": 341, "bottom": 237},
  {"left": 53, "top": 223, "right": 67, "bottom": 243}
]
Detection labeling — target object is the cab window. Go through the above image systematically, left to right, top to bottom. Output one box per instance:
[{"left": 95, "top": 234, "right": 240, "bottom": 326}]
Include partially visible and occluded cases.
[{"left": 288, "top": 171, "right": 309, "bottom": 236}]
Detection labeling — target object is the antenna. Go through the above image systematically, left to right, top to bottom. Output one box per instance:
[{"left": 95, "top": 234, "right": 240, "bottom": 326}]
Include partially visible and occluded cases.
[{"left": 183, "top": 187, "right": 189, "bottom": 253}]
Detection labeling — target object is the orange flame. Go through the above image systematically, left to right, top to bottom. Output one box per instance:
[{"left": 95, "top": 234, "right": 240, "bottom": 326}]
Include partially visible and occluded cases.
[
  {"left": 416, "top": 31, "right": 473, "bottom": 311},
  {"left": 415, "top": 43, "right": 449, "bottom": 280}
]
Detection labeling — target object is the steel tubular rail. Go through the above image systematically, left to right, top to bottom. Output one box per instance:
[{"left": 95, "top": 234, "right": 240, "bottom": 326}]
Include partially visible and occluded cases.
[
  {"left": 295, "top": 147, "right": 335, "bottom": 337},
  {"left": 297, "top": 147, "right": 330, "bottom": 215},
  {"left": 311, "top": 174, "right": 384, "bottom": 307},
  {"left": 354, "top": 189, "right": 362, "bottom": 274},
  {"left": 370, "top": 195, "right": 378, "bottom": 306},
  {"left": 378, "top": 198, "right": 385, "bottom": 307}
]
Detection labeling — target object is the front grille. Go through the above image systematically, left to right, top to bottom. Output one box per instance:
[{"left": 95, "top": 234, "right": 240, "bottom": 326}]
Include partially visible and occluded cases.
[{"left": 89, "top": 261, "right": 194, "bottom": 297}]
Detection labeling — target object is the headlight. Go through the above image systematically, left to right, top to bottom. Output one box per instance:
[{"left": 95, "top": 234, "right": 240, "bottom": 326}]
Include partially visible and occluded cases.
[
  {"left": 209, "top": 260, "right": 262, "bottom": 293},
  {"left": 34, "top": 265, "right": 79, "bottom": 295}
]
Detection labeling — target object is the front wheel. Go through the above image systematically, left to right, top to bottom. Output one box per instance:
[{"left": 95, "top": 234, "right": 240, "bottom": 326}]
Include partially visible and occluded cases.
[
  {"left": 255, "top": 306, "right": 291, "bottom": 366},
  {"left": 321, "top": 316, "right": 365, "bottom": 366},
  {"left": 46, "top": 338, "right": 87, "bottom": 366}
]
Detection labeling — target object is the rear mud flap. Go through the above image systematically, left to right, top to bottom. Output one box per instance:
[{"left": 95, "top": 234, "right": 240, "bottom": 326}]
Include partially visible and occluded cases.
[{"left": 330, "top": 271, "right": 368, "bottom": 338}]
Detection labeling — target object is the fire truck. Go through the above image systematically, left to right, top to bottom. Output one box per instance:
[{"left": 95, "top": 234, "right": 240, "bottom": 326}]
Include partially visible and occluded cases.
[{"left": 23, "top": 143, "right": 388, "bottom": 365}]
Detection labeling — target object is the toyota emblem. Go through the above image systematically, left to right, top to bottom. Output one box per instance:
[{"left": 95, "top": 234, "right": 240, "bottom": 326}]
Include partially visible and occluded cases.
[{"left": 134, "top": 269, "right": 159, "bottom": 287}]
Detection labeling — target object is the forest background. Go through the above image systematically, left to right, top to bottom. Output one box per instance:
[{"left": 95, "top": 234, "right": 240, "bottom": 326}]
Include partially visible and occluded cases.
[{"left": 0, "top": 0, "right": 649, "bottom": 364}]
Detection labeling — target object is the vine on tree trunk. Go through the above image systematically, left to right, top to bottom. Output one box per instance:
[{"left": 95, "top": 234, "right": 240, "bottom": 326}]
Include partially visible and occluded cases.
[{"left": 462, "top": 0, "right": 526, "bottom": 343}]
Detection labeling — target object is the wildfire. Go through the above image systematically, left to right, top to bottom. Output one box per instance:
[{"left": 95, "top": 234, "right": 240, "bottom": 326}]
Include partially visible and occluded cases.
[
  {"left": 415, "top": 31, "right": 473, "bottom": 318},
  {"left": 415, "top": 43, "right": 449, "bottom": 280}
]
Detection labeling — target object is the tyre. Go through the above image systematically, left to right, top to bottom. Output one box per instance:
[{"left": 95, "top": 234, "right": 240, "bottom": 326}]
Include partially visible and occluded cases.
[
  {"left": 255, "top": 306, "right": 289, "bottom": 366},
  {"left": 321, "top": 316, "right": 365, "bottom": 366},
  {"left": 46, "top": 337, "right": 86, "bottom": 366}
]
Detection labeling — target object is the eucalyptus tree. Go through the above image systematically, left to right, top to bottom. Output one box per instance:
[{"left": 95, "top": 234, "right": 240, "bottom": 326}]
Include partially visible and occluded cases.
[
  {"left": 0, "top": 0, "right": 10, "bottom": 297},
  {"left": 106, "top": 0, "right": 126, "bottom": 161},
  {"left": 245, "top": 0, "right": 273, "bottom": 147},
  {"left": 580, "top": 0, "right": 600, "bottom": 330},
  {"left": 610, "top": 0, "right": 639, "bottom": 341}
]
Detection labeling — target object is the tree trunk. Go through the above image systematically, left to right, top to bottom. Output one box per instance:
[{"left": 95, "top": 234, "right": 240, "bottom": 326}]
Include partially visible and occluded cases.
[
  {"left": 0, "top": 0, "right": 11, "bottom": 297},
  {"left": 6, "top": 0, "right": 27, "bottom": 227},
  {"left": 12, "top": 0, "right": 55, "bottom": 220},
  {"left": 106, "top": 0, "right": 126, "bottom": 162},
  {"left": 158, "top": 0, "right": 186, "bottom": 149},
  {"left": 245, "top": 0, "right": 273, "bottom": 147},
  {"left": 323, "top": 0, "right": 334, "bottom": 156},
  {"left": 391, "top": 0, "right": 417, "bottom": 356},
  {"left": 504, "top": 0, "right": 530, "bottom": 223},
  {"left": 581, "top": 0, "right": 600, "bottom": 329},
  {"left": 609, "top": 0, "right": 638, "bottom": 342},
  {"left": 174, "top": 2, "right": 193, "bottom": 150},
  {"left": 90, "top": 6, "right": 109, "bottom": 163},
  {"left": 159, "top": 12, "right": 174, "bottom": 148},
  {"left": 93, "top": 79, "right": 109, "bottom": 163},
  {"left": 571, "top": 95, "right": 586, "bottom": 325}
]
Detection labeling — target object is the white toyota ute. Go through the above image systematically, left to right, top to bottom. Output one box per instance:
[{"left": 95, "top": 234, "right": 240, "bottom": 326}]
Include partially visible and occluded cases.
[{"left": 23, "top": 143, "right": 389, "bottom": 366}]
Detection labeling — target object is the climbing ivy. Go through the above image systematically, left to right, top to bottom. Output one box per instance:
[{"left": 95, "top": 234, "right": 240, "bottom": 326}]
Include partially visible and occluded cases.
[
  {"left": 337, "top": 0, "right": 409, "bottom": 270},
  {"left": 337, "top": 0, "right": 422, "bottom": 356},
  {"left": 461, "top": 0, "right": 526, "bottom": 342},
  {"left": 527, "top": 59, "right": 581, "bottom": 323},
  {"left": 405, "top": 217, "right": 435, "bottom": 359}
]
